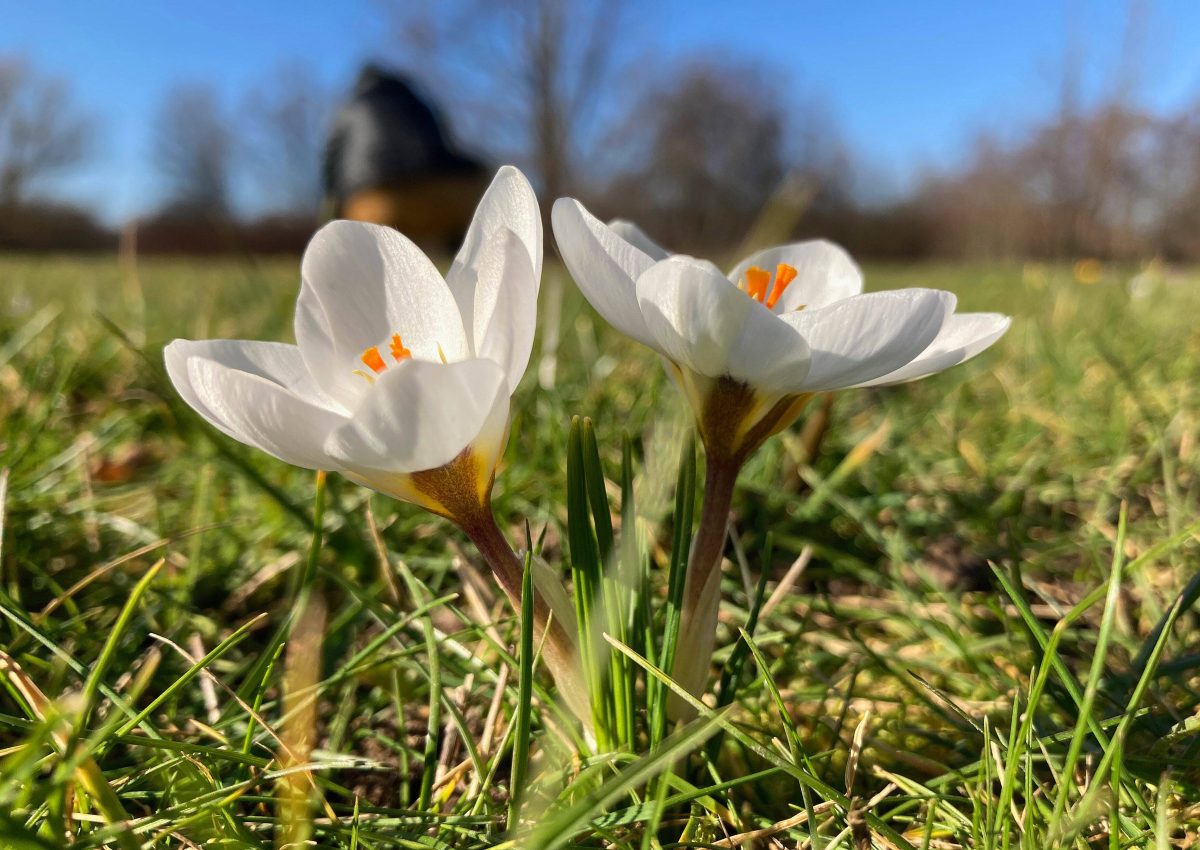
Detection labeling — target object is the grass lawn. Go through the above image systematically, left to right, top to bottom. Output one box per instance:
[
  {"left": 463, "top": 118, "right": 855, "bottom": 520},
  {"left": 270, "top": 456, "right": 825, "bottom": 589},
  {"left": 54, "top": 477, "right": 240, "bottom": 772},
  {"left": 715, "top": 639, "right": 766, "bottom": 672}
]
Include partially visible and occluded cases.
[{"left": 1, "top": 251, "right": 1199, "bottom": 848}]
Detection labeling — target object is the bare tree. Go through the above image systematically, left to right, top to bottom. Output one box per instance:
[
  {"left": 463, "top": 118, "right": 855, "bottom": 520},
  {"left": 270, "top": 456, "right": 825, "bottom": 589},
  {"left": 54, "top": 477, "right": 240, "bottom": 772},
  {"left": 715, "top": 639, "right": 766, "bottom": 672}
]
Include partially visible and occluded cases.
[
  {"left": 393, "top": 0, "right": 628, "bottom": 205},
  {"left": 909, "top": 1, "right": 1183, "bottom": 262},
  {"left": 0, "top": 57, "right": 92, "bottom": 205},
  {"left": 594, "top": 59, "right": 849, "bottom": 254},
  {"left": 600, "top": 61, "right": 786, "bottom": 251},
  {"left": 241, "top": 62, "right": 331, "bottom": 217},
  {"left": 152, "top": 84, "right": 235, "bottom": 218},
  {"left": 913, "top": 98, "right": 1200, "bottom": 262},
  {"left": 915, "top": 134, "right": 1038, "bottom": 259}
]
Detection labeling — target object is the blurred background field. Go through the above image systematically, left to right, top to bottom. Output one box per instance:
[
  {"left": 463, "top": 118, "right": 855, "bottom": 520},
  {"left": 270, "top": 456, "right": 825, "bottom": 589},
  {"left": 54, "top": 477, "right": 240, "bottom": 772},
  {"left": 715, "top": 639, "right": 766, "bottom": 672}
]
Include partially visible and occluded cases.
[{"left": 4, "top": 0, "right": 1200, "bottom": 846}]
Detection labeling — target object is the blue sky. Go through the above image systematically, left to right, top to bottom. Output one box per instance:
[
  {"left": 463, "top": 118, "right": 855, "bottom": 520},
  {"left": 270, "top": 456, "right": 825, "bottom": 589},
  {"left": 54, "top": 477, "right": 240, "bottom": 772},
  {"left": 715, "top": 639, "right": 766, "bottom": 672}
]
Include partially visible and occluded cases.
[{"left": 4, "top": 0, "right": 1199, "bottom": 222}]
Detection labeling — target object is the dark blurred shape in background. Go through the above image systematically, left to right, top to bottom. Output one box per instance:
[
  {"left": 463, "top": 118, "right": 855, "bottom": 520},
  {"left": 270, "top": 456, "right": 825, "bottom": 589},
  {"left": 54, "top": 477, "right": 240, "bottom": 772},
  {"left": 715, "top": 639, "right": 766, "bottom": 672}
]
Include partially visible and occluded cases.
[{"left": 323, "top": 65, "right": 488, "bottom": 250}]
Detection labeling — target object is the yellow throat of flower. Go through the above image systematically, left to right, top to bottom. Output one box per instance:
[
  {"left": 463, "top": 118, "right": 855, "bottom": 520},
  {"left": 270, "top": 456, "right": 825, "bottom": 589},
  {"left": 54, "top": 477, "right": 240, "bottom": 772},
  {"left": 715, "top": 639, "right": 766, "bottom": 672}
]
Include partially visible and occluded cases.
[{"left": 740, "top": 263, "right": 798, "bottom": 309}]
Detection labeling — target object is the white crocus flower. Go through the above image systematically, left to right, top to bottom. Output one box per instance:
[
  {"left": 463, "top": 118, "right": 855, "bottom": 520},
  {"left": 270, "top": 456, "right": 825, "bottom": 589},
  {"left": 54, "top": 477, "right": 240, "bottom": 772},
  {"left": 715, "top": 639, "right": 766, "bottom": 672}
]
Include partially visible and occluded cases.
[
  {"left": 168, "top": 166, "right": 541, "bottom": 521},
  {"left": 167, "top": 167, "right": 589, "bottom": 723},
  {"left": 553, "top": 198, "right": 1010, "bottom": 711},
  {"left": 558, "top": 201, "right": 1010, "bottom": 461}
]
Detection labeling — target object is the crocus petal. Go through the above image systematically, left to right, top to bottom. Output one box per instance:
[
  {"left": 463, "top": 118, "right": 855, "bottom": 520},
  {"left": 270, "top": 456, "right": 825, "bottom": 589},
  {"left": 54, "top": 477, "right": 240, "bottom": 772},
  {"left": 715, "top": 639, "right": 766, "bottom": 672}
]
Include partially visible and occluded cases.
[
  {"left": 447, "top": 165, "right": 542, "bottom": 331},
  {"left": 552, "top": 197, "right": 660, "bottom": 348},
  {"left": 607, "top": 219, "right": 671, "bottom": 261},
  {"left": 296, "top": 220, "right": 469, "bottom": 407},
  {"left": 471, "top": 226, "right": 537, "bottom": 394},
  {"left": 727, "top": 240, "right": 863, "bottom": 313},
  {"left": 635, "top": 256, "right": 812, "bottom": 397},
  {"left": 780, "top": 289, "right": 954, "bottom": 391},
  {"left": 857, "top": 312, "right": 1011, "bottom": 386},
  {"left": 165, "top": 339, "right": 346, "bottom": 470},
  {"left": 165, "top": 339, "right": 336, "bottom": 413},
  {"left": 324, "top": 358, "right": 509, "bottom": 475}
]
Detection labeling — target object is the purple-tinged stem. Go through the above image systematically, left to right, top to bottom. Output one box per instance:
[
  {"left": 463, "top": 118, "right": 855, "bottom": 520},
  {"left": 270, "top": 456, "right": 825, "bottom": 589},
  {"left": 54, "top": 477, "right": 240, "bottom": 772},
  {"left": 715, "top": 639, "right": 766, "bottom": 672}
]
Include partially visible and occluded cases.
[
  {"left": 669, "top": 454, "right": 739, "bottom": 716},
  {"left": 456, "top": 508, "right": 590, "bottom": 724}
]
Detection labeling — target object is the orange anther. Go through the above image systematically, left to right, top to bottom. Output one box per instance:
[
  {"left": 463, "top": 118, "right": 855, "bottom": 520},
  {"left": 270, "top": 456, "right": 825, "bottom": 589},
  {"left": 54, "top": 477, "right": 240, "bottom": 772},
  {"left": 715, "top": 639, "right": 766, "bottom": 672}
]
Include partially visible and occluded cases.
[
  {"left": 766, "top": 263, "right": 798, "bottom": 309},
  {"left": 744, "top": 266, "right": 770, "bottom": 303},
  {"left": 390, "top": 333, "right": 412, "bottom": 361},
  {"left": 361, "top": 346, "right": 386, "bottom": 373}
]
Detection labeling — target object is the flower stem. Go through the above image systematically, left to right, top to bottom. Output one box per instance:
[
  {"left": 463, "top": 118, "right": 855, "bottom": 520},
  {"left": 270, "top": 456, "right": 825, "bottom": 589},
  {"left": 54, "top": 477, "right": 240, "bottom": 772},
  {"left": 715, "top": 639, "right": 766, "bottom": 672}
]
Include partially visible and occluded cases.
[
  {"left": 670, "top": 454, "right": 740, "bottom": 717},
  {"left": 457, "top": 508, "right": 591, "bottom": 725},
  {"left": 457, "top": 508, "right": 526, "bottom": 602}
]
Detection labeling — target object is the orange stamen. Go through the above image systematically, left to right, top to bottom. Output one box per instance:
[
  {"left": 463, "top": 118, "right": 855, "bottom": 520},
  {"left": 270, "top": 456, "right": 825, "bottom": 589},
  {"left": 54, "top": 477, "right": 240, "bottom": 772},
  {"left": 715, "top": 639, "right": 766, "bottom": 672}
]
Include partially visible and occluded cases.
[
  {"left": 766, "top": 263, "right": 798, "bottom": 309},
  {"left": 744, "top": 266, "right": 770, "bottom": 303},
  {"left": 390, "top": 333, "right": 412, "bottom": 362},
  {"left": 361, "top": 346, "right": 386, "bottom": 373}
]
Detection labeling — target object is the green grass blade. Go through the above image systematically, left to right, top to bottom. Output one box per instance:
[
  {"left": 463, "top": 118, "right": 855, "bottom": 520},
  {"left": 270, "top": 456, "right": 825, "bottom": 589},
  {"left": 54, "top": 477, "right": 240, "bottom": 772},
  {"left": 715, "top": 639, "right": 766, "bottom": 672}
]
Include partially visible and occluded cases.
[
  {"left": 650, "top": 431, "right": 696, "bottom": 746},
  {"left": 1048, "top": 504, "right": 1128, "bottom": 829},
  {"left": 508, "top": 551, "right": 536, "bottom": 831},
  {"left": 78, "top": 558, "right": 163, "bottom": 732}
]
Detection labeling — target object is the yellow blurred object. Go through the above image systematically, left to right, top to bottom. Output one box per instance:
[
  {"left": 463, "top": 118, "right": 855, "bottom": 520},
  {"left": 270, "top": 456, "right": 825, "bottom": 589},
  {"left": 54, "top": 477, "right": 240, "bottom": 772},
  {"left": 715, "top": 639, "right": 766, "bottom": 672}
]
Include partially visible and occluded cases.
[
  {"left": 326, "top": 66, "right": 490, "bottom": 249},
  {"left": 341, "top": 176, "right": 488, "bottom": 246},
  {"left": 1073, "top": 258, "right": 1103, "bottom": 284},
  {"left": 1022, "top": 262, "right": 1047, "bottom": 289},
  {"left": 958, "top": 437, "right": 987, "bottom": 477}
]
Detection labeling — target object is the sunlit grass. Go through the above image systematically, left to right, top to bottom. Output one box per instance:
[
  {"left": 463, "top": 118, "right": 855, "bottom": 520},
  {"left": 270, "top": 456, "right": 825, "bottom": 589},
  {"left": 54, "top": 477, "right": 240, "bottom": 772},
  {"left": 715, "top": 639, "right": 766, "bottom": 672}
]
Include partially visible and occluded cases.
[{"left": 1, "top": 252, "right": 1199, "bottom": 847}]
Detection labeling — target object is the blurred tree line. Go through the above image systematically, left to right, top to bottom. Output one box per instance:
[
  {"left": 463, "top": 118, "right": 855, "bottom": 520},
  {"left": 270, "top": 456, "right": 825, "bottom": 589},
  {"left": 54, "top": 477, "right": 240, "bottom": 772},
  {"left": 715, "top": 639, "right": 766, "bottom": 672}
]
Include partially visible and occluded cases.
[
  {"left": 3, "top": 0, "right": 1200, "bottom": 260},
  {"left": 0, "top": 56, "right": 331, "bottom": 253}
]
